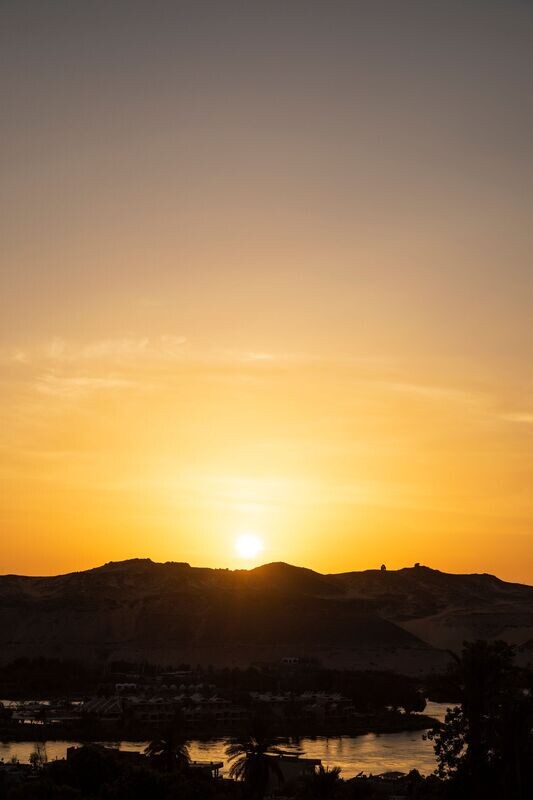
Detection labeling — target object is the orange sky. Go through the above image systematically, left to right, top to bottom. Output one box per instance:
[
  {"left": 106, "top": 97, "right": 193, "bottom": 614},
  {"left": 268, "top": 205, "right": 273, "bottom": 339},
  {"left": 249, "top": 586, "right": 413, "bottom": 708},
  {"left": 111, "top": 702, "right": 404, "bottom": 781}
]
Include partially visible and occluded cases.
[{"left": 1, "top": 1, "right": 532, "bottom": 581}]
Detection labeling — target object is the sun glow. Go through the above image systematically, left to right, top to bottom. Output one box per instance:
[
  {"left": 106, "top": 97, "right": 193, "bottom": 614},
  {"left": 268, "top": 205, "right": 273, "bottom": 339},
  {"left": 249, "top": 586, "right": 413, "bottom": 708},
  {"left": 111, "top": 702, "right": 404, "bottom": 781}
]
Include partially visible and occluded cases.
[{"left": 235, "top": 533, "right": 264, "bottom": 560}]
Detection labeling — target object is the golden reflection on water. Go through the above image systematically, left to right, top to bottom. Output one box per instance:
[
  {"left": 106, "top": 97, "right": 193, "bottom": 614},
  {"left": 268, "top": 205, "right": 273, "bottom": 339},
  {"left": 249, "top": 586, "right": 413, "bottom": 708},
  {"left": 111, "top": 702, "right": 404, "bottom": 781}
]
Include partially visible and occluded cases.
[{"left": 0, "top": 702, "right": 451, "bottom": 777}]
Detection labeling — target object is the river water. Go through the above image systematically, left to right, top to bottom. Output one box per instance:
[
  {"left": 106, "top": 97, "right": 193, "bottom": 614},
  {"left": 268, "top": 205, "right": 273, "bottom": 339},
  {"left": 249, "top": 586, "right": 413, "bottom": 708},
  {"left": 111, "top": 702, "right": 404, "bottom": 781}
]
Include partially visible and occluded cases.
[{"left": 0, "top": 702, "right": 452, "bottom": 778}]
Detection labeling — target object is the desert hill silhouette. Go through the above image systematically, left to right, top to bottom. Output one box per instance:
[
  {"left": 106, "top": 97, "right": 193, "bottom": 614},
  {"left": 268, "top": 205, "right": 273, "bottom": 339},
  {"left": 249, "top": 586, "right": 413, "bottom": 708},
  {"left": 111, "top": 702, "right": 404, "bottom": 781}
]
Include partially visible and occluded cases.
[{"left": 1, "top": 560, "right": 533, "bottom": 673}]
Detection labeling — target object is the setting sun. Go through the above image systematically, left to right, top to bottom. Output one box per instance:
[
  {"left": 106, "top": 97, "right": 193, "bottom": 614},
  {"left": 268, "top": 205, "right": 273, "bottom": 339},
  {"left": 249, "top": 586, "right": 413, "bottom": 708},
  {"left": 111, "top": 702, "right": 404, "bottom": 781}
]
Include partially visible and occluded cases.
[
  {"left": 1, "top": 0, "right": 532, "bottom": 587},
  {"left": 0, "top": 1, "right": 532, "bottom": 789},
  {"left": 235, "top": 533, "right": 264, "bottom": 560}
]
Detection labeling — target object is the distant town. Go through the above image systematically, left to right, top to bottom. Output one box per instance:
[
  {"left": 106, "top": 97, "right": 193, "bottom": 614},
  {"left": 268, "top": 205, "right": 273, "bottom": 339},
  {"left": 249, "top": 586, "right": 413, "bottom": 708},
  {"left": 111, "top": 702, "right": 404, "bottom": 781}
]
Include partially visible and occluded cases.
[{"left": 0, "top": 656, "right": 438, "bottom": 739}]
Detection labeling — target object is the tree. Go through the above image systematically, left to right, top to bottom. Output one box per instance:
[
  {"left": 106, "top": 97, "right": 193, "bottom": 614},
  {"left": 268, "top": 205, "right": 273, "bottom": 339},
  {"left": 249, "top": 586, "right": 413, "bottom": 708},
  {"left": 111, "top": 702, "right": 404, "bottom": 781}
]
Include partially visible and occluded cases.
[
  {"left": 427, "top": 640, "right": 533, "bottom": 800},
  {"left": 403, "top": 689, "right": 426, "bottom": 714},
  {"left": 145, "top": 712, "right": 190, "bottom": 773},
  {"left": 225, "top": 718, "right": 286, "bottom": 799},
  {"left": 29, "top": 743, "right": 48, "bottom": 770},
  {"left": 300, "top": 765, "right": 342, "bottom": 800}
]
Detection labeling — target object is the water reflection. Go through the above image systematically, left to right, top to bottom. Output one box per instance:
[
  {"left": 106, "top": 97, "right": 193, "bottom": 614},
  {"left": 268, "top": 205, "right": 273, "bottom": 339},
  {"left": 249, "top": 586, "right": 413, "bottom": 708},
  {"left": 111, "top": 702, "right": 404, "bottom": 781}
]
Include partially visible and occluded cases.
[{"left": 0, "top": 702, "right": 453, "bottom": 778}]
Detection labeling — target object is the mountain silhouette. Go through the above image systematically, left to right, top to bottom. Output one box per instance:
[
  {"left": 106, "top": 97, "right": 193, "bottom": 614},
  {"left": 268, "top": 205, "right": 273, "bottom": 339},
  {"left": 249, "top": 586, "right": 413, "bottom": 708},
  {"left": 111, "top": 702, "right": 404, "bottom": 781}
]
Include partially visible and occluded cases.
[{"left": 1, "top": 560, "right": 532, "bottom": 673}]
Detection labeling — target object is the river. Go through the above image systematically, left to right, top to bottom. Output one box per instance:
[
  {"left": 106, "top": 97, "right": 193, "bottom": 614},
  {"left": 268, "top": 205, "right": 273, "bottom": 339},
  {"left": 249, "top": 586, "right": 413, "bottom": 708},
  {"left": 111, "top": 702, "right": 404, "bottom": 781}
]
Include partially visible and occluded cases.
[{"left": 0, "top": 702, "right": 452, "bottom": 778}]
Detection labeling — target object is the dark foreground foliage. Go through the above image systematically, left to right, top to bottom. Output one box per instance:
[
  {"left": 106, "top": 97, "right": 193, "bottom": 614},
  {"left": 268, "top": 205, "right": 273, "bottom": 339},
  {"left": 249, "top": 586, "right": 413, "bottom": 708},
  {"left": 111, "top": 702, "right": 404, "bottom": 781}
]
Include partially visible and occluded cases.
[
  {"left": 427, "top": 640, "right": 533, "bottom": 800},
  {"left": 0, "top": 747, "right": 447, "bottom": 800}
]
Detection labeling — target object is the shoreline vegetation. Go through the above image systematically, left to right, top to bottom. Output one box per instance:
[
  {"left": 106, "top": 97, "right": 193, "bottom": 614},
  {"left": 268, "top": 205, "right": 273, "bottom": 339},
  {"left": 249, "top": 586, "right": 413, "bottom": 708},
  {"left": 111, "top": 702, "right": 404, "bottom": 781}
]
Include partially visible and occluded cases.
[
  {"left": 0, "top": 657, "right": 450, "bottom": 748},
  {"left": 0, "top": 710, "right": 440, "bottom": 744}
]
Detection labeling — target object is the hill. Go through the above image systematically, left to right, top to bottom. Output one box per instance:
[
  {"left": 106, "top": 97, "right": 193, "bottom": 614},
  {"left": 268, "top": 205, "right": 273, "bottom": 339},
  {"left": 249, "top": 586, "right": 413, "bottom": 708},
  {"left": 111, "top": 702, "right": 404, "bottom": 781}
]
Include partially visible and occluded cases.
[
  {"left": 1, "top": 560, "right": 532, "bottom": 673},
  {"left": 333, "top": 565, "right": 533, "bottom": 653}
]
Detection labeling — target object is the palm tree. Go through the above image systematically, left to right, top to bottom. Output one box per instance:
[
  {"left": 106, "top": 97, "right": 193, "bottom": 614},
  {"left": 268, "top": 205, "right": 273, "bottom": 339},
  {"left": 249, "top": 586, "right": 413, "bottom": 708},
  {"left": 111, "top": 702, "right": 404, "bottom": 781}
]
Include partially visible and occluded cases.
[
  {"left": 145, "top": 712, "right": 190, "bottom": 773},
  {"left": 225, "top": 718, "right": 286, "bottom": 799},
  {"left": 302, "top": 765, "right": 342, "bottom": 800}
]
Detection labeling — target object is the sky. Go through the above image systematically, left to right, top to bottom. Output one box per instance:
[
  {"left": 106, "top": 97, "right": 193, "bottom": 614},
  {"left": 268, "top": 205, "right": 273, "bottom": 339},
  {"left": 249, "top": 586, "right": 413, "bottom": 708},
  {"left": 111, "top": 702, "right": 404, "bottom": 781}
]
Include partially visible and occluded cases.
[{"left": 1, "top": 0, "right": 532, "bottom": 581}]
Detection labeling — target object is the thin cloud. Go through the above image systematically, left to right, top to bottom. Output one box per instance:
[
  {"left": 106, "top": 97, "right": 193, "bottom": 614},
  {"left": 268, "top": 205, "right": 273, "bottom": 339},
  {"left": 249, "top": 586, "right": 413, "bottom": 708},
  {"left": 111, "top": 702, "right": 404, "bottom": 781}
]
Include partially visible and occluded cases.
[
  {"left": 42, "top": 335, "right": 187, "bottom": 363},
  {"left": 45, "top": 338, "right": 68, "bottom": 359},
  {"left": 79, "top": 338, "right": 151, "bottom": 360},
  {"left": 0, "top": 348, "right": 31, "bottom": 365},
  {"left": 35, "top": 374, "right": 137, "bottom": 398},
  {"left": 376, "top": 381, "right": 481, "bottom": 405},
  {"left": 501, "top": 412, "right": 533, "bottom": 424}
]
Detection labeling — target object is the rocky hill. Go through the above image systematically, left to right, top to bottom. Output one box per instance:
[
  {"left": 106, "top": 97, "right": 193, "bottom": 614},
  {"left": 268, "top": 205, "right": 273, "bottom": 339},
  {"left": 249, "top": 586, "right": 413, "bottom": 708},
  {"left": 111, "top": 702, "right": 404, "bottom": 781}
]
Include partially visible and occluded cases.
[
  {"left": 1, "top": 560, "right": 532, "bottom": 673},
  {"left": 332, "top": 564, "right": 533, "bottom": 653}
]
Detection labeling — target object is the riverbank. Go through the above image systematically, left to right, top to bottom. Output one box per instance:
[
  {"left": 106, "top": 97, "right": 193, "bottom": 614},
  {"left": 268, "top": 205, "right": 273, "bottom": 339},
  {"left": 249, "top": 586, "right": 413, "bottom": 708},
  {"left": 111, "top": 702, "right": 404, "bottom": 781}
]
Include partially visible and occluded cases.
[
  {"left": 0, "top": 710, "right": 439, "bottom": 744},
  {"left": 0, "top": 728, "right": 442, "bottom": 779}
]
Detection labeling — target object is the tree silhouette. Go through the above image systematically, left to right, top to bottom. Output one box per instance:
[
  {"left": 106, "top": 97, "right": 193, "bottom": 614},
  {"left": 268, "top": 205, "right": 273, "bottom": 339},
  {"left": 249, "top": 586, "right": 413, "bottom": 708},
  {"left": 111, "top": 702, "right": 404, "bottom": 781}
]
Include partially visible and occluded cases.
[
  {"left": 427, "top": 640, "right": 533, "bottom": 800},
  {"left": 145, "top": 712, "right": 190, "bottom": 773},
  {"left": 225, "top": 718, "right": 286, "bottom": 799},
  {"left": 29, "top": 742, "right": 48, "bottom": 770},
  {"left": 301, "top": 764, "right": 342, "bottom": 800}
]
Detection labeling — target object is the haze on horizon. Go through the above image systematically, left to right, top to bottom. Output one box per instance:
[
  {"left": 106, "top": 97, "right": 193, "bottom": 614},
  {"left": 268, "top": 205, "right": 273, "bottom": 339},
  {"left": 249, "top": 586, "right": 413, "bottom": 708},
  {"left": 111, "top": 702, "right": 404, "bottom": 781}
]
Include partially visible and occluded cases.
[{"left": 1, "top": 1, "right": 532, "bottom": 582}]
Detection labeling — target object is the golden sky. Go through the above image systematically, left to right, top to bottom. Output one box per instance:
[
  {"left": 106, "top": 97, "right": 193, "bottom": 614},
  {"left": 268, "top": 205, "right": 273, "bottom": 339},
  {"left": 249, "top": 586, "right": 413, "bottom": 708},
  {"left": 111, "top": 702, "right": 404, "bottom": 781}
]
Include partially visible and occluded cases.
[{"left": 1, "top": 1, "right": 532, "bottom": 580}]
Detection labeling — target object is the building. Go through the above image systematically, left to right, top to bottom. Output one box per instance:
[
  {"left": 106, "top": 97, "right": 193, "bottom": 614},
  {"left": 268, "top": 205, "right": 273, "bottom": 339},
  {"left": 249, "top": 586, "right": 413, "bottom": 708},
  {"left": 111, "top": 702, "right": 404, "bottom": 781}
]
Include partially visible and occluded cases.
[
  {"left": 266, "top": 754, "right": 322, "bottom": 792},
  {"left": 189, "top": 760, "right": 223, "bottom": 778}
]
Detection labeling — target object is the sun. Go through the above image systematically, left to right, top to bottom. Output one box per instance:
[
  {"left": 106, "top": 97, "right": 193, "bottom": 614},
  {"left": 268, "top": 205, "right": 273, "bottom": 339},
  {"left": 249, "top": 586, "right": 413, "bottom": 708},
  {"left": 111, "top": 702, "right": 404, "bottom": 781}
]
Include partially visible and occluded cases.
[{"left": 235, "top": 532, "right": 264, "bottom": 560}]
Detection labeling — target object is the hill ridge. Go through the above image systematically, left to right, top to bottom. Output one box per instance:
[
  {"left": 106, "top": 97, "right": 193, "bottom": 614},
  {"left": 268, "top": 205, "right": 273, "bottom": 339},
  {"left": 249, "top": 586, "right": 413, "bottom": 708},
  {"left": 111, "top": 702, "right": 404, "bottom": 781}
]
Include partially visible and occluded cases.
[
  {"left": 1, "top": 559, "right": 533, "bottom": 673},
  {"left": 3, "top": 559, "right": 531, "bottom": 587}
]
